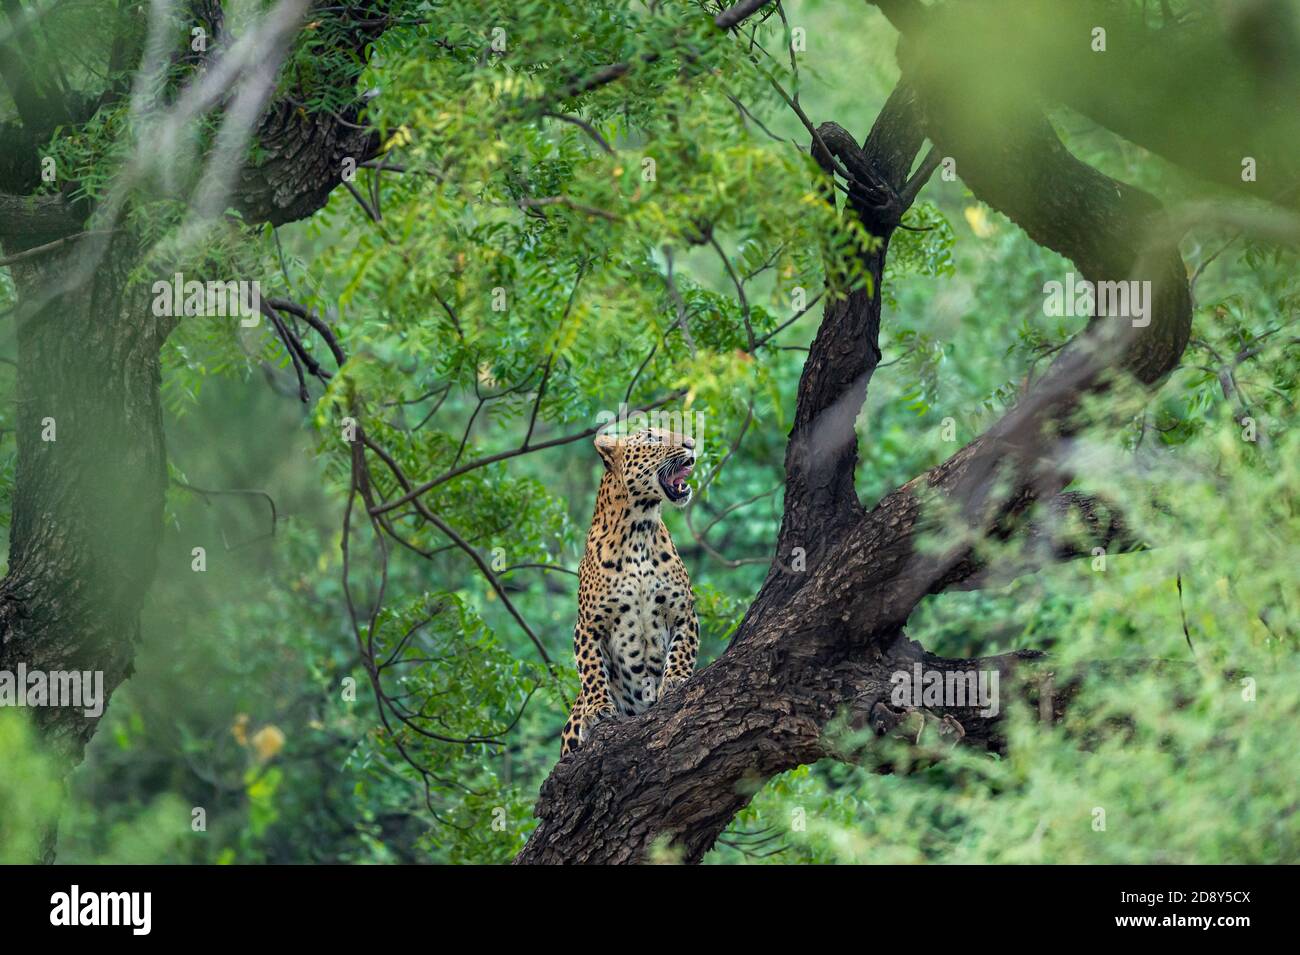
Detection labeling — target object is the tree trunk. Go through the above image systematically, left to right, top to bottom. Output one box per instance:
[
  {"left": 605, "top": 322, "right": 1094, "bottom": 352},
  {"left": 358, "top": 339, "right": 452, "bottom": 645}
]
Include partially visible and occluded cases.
[
  {"left": 0, "top": 2, "right": 389, "bottom": 863},
  {"left": 0, "top": 238, "right": 169, "bottom": 858}
]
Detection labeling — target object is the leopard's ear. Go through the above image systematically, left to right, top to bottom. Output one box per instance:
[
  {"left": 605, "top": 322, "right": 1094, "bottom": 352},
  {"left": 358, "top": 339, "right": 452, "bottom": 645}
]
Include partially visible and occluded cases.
[{"left": 594, "top": 432, "right": 623, "bottom": 473}]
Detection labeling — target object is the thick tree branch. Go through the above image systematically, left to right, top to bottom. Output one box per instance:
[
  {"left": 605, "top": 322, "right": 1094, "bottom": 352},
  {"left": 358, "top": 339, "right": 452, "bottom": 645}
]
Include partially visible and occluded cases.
[
  {"left": 897, "top": 0, "right": 1300, "bottom": 205},
  {"left": 715, "top": 1, "right": 776, "bottom": 31},
  {"left": 773, "top": 83, "right": 930, "bottom": 577},
  {"left": 0, "top": 193, "right": 84, "bottom": 250},
  {"left": 940, "top": 491, "right": 1138, "bottom": 592}
]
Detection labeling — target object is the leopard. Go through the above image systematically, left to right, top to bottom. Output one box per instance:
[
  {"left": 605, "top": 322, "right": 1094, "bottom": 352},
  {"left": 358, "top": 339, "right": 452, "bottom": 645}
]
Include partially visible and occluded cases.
[{"left": 560, "top": 426, "right": 701, "bottom": 756}]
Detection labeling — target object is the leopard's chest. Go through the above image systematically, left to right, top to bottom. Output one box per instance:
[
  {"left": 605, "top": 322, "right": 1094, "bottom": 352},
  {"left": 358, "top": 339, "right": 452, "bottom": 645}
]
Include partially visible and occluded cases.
[{"left": 602, "top": 550, "right": 674, "bottom": 717}]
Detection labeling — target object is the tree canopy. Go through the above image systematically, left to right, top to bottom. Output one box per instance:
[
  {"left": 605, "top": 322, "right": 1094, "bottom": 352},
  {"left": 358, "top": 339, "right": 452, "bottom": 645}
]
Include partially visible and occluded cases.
[{"left": 0, "top": 0, "right": 1297, "bottom": 864}]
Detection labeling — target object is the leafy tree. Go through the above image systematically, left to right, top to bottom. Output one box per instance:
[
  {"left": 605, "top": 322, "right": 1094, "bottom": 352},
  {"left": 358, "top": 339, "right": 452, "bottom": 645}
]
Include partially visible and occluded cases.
[{"left": 0, "top": 0, "right": 1296, "bottom": 863}]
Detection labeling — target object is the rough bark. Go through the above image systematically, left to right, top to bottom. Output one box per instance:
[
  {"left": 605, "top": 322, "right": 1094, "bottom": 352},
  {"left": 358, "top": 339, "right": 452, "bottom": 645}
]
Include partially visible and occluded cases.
[{"left": 231, "top": 5, "right": 389, "bottom": 226}]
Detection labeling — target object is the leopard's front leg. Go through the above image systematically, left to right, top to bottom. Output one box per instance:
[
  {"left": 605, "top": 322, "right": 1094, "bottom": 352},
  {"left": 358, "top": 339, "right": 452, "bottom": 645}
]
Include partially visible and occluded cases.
[
  {"left": 659, "top": 602, "right": 699, "bottom": 698},
  {"left": 564, "top": 621, "right": 617, "bottom": 754},
  {"left": 562, "top": 692, "right": 617, "bottom": 756}
]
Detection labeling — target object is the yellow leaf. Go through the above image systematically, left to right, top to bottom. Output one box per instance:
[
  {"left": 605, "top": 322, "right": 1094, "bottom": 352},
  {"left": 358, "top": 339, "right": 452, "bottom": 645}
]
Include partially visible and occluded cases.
[
  {"left": 381, "top": 125, "right": 413, "bottom": 153},
  {"left": 963, "top": 205, "right": 996, "bottom": 238},
  {"left": 251, "top": 725, "right": 286, "bottom": 762}
]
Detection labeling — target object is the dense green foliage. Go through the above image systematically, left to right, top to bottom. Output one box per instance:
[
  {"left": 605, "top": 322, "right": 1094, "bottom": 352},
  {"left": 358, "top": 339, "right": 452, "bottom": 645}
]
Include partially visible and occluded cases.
[{"left": 1, "top": 0, "right": 1296, "bottom": 863}]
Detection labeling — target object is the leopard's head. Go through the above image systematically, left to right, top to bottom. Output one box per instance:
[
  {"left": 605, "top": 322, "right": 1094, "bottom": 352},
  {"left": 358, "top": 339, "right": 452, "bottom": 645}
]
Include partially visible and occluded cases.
[{"left": 594, "top": 427, "right": 697, "bottom": 508}]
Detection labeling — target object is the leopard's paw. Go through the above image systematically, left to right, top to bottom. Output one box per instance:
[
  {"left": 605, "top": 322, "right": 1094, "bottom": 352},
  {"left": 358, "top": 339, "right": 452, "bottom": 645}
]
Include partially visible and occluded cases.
[
  {"left": 658, "top": 674, "right": 689, "bottom": 698},
  {"left": 578, "top": 702, "right": 617, "bottom": 744}
]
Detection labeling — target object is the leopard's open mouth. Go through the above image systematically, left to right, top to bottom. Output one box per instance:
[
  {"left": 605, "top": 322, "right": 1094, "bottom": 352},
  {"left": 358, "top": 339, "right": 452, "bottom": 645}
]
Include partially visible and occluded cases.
[{"left": 657, "top": 458, "right": 694, "bottom": 503}]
